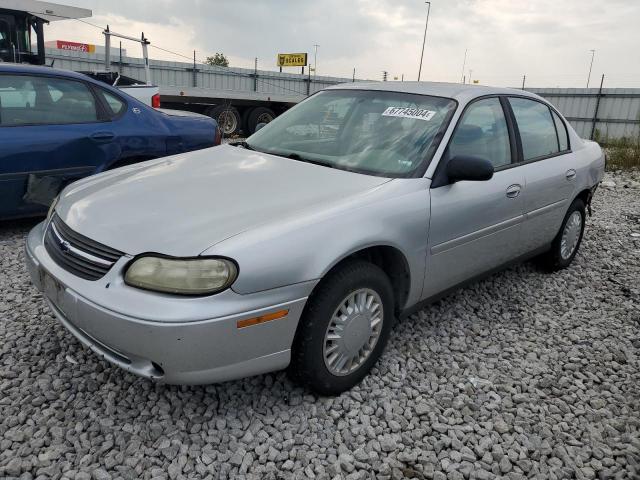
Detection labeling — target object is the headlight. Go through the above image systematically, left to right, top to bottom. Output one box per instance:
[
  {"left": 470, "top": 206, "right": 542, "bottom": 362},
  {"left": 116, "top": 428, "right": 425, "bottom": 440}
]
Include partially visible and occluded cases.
[
  {"left": 47, "top": 195, "right": 59, "bottom": 221},
  {"left": 124, "top": 256, "right": 238, "bottom": 295}
]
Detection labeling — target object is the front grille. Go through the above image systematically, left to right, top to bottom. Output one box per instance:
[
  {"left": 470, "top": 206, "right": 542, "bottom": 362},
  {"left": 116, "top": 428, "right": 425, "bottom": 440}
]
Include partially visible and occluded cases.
[{"left": 44, "top": 215, "right": 124, "bottom": 281}]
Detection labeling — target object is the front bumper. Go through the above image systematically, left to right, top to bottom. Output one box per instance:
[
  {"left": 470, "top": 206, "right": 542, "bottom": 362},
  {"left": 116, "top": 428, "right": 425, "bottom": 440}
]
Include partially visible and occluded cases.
[{"left": 25, "top": 221, "right": 314, "bottom": 384}]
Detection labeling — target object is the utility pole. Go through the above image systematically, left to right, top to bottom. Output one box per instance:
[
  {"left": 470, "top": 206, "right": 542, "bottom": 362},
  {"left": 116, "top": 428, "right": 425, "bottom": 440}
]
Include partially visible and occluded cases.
[
  {"left": 417, "top": 1, "right": 431, "bottom": 81},
  {"left": 313, "top": 44, "right": 319, "bottom": 80},
  {"left": 460, "top": 48, "right": 468, "bottom": 84},
  {"left": 587, "top": 49, "right": 595, "bottom": 88},
  {"left": 352, "top": 67, "right": 356, "bottom": 82},
  {"left": 469, "top": 69, "right": 473, "bottom": 84},
  {"left": 401, "top": 73, "right": 404, "bottom": 82},
  {"left": 522, "top": 75, "right": 526, "bottom": 89}
]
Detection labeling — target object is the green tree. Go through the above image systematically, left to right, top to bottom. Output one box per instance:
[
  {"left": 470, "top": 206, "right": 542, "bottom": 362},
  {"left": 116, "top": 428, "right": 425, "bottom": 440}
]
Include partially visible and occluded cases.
[{"left": 205, "top": 53, "right": 229, "bottom": 67}]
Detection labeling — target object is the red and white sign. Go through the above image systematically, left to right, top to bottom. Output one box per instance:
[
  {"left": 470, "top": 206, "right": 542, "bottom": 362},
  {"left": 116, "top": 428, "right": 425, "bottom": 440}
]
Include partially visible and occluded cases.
[{"left": 48, "top": 40, "right": 96, "bottom": 53}]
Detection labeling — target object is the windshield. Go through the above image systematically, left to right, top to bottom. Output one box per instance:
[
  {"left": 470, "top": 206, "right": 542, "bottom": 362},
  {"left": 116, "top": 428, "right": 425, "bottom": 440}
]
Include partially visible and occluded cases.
[{"left": 246, "top": 89, "right": 457, "bottom": 177}]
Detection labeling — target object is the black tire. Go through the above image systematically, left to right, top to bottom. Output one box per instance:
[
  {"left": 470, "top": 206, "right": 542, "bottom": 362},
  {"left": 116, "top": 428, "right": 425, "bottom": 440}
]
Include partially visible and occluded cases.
[
  {"left": 205, "top": 105, "right": 241, "bottom": 136},
  {"left": 246, "top": 107, "right": 276, "bottom": 134},
  {"left": 240, "top": 108, "right": 252, "bottom": 135},
  {"left": 539, "top": 198, "right": 586, "bottom": 271},
  {"left": 289, "top": 260, "right": 395, "bottom": 395}
]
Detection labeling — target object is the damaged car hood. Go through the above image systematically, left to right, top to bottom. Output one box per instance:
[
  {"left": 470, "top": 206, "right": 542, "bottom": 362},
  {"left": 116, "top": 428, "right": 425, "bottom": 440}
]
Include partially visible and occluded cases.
[{"left": 56, "top": 145, "right": 391, "bottom": 256}]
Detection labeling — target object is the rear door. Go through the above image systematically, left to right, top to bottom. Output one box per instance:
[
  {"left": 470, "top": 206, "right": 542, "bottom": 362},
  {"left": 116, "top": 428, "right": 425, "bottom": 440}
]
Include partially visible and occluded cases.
[
  {"left": 0, "top": 73, "right": 118, "bottom": 218},
  {"left": 423, "top": 97, "right": 525, "bottom": 298},
  {"left": 506, "top": 97, "right": 577, "bottom": 252}
]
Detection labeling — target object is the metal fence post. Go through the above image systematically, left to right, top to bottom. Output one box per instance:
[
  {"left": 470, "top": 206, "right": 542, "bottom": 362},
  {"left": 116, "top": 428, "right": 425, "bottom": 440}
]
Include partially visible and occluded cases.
[
  {"left": 104, "top": 26, "right": 111, "bottom": 72},
  {"left": 193, "top": 50, "right": 197, "bottom": 87},
  {"left": 254, "top": 58, "right": 258, "bottom": 92},
  {"left": 590, "top": 74, "right": 605, "bottom": 140}
]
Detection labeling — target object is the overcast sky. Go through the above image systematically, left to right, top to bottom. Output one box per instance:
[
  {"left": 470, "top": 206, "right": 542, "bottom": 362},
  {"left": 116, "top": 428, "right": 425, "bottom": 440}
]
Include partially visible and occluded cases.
[{"left": 46, "top": 0, "right": 639, "bottom": 88}]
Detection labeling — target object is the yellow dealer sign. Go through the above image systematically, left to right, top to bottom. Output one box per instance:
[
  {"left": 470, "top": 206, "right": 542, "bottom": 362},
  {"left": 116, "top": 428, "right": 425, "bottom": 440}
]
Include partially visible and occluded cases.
[{"left": 277, "top": 53, "right": 308, "bottom": 67}]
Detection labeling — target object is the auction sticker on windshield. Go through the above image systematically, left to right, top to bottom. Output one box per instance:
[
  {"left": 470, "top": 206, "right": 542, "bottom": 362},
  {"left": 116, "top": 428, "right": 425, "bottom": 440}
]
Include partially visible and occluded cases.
[{"left": 382, "top": 107, "right": 436, "bottom": 121}]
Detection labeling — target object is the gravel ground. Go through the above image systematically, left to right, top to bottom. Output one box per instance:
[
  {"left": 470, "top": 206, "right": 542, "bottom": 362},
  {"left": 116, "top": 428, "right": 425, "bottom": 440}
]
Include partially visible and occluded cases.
[{"left": 1, "top": 172, "right": 639, "bottom": 480}]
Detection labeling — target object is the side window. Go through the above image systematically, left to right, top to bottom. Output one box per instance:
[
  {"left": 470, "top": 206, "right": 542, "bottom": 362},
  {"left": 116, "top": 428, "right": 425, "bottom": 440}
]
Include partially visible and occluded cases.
[
  {"left": 0, "top": 75, "right": 97, "bottom": 126},
  {"left": 0, "top": 76, "right": 36, "bottom": 109},
  {"left": 44, "top": 77, "right": 98, "bottom": 124},
  {"left": 97, "top": 88, "right": 126, "bottom": 118},
  {"left": 448, "top": 97, "right": 511, "bottom": 168},
  {"left": 509, "top": 98, "right": 559, "bottom": 160},
  {"left": 552, "top": 110, "right": 569, "bottom": 151}
]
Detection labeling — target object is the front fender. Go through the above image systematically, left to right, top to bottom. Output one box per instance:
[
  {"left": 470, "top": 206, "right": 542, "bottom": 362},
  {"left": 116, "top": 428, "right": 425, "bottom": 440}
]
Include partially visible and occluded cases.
[{"left": 205, "top": 178, "right": 432, "bottom": 308}]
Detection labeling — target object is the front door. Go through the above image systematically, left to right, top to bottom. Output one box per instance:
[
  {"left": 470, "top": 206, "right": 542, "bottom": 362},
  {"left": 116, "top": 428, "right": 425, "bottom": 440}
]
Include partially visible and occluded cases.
[{"left": 423, "top": 97, "right": 525, "bottom": 298}]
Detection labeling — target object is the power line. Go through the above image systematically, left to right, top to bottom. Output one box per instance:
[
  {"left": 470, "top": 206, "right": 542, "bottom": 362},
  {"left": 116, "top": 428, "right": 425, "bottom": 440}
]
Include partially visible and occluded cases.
[{"left": 40, "top": 13, "right": 319, "bottom": 95}]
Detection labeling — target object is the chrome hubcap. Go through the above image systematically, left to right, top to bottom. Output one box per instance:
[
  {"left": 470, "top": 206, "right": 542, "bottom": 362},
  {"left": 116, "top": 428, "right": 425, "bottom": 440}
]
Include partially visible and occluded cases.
[
  {"left": 218, "top": 110, "right": 237, "bottom": 134},
  {"left": 560, "top": 211, "right": 582, "bottom": 260},
  {"left": 323, "top": 288, "right": 383, "bottom": 376}
]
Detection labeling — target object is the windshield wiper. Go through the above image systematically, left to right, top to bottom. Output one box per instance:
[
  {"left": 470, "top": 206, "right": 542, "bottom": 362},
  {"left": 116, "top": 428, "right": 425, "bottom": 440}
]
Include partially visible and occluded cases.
[
  {"left": 231, "top": 141, "right": 255, "bottom": 150},
  {"left": 284, "top": 152, "right": 338, "bottom": 169}
]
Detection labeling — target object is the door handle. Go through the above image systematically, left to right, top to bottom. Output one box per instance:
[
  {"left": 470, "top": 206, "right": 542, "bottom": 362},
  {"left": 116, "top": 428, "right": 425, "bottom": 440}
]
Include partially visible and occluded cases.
[
  {"left": 90, "top": 132, "right": 115, "bottom": 142},
  {"left": 566, "top": 169, "right": 577, "bottom": 180},
  {"left": 506, "top": 184, "right": 521, "bottom": 198}
]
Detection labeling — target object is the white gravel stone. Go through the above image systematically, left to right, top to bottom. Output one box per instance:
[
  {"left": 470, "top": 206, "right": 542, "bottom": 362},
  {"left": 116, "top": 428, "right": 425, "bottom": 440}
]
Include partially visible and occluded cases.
[{"left": 1, "top": 172, "right": 639, "bottom": 479}]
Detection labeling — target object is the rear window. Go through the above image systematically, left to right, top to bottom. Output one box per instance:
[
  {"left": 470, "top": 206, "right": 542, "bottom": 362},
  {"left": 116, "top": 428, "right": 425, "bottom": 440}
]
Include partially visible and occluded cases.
[
  {"left": 97, "top": 88, "right": 126, "bottom": 117},
  {"left": 552, "top": 110, "right": 569, "bottom": 151}
]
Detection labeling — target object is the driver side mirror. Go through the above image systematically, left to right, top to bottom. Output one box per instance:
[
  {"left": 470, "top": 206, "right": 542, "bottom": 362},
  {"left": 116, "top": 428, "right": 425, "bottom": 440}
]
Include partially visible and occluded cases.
[{"left": 446, "top": 155, "right": 494, "bottom": 183}]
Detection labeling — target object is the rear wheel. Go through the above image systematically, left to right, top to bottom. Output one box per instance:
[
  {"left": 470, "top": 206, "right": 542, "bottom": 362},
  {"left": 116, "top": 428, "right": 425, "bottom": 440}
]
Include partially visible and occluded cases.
[
  {"left": 205, "top": 105, "right": 241, "bottom": 136},
  {"left": 246, "top": 107, "right": 275, "bottom": 134},
  {"left": 539, "top": 198, "right": 586, "bottom": 271},
  {"left": 289, "top": 260, "right": 394, "bottom": 395}
]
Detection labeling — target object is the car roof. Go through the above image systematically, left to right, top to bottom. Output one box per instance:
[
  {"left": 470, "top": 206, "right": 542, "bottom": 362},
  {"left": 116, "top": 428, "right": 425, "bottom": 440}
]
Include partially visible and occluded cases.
[
  {"left": 0, "top": 63, "right": 94, "bottom": 82},
  {"left": 326, "top": 81, "right": 545, "bottom": 104}
]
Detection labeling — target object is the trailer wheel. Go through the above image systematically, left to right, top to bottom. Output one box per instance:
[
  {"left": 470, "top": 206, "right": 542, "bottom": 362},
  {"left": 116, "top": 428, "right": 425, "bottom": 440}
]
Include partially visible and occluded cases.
[
  {"left": 205, "top": 105, "right": 241, "bottom": 137},
  {"left": 246, "top": 107, "right": 276, "bottom": 134}
]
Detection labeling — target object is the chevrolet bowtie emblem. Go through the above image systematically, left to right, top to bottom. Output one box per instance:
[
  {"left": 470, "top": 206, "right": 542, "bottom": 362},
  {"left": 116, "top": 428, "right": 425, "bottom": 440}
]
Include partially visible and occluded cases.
[{"left": 59, "top": 240, "right": 71, "bottom": 253}]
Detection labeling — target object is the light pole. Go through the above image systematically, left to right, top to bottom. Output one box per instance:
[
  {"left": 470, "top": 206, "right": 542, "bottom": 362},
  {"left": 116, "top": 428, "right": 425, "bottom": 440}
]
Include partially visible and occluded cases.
[
  {"left": 417, "top": 1, "right": 431, "bottom": 81},
  {"left": 313, "top": 44, "right": 319, "bottom": 79},
  {"left": 460, "top": 48, "right": 467, "bottom": 83},
  {"left": 587, "top": 49, "right": 595, "bottom": 88}
]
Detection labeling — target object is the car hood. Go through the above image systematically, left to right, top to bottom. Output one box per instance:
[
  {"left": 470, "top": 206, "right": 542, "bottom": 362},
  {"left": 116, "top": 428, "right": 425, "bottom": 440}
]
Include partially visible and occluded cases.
[{"left": 57, "top": 145, "right": 391, "bottom": 256}]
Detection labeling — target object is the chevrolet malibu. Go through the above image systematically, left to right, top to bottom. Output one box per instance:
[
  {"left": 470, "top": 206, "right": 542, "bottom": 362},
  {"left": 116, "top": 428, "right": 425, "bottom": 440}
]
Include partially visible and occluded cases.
[{"left": 25, "top": 83, "right": 605, "bottom": 394}]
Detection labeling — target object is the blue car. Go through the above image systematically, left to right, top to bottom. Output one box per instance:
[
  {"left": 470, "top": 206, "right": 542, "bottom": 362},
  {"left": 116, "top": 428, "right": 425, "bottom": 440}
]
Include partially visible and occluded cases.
[{"left": 0, "top": 64, "right": 221, "bottom": 220}]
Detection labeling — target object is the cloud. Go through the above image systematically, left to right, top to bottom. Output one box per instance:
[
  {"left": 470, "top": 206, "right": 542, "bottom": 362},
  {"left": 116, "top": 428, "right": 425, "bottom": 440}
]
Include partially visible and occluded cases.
[{"left": 45, "top": 0, "right": 640, "bottom": 87}]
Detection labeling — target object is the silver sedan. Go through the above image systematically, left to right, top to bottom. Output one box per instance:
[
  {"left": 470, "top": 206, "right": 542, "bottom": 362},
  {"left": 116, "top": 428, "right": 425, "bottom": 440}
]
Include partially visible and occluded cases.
[{"left": 26, "top": 82, "right": 605, "bottom": 394}]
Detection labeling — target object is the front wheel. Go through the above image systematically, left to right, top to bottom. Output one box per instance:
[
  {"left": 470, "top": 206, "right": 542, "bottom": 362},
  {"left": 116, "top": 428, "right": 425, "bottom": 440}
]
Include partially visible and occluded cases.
[
  {"left": 540, "top": 198, "right": 586, "bottom": 271},
  {"left": 289, "top": 260, "right": 395, "bottom": 395}
]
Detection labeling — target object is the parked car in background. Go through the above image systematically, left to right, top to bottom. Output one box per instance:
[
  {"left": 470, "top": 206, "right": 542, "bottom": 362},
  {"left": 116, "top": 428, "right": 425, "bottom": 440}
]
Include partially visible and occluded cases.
[
  {"left": 0, "top": 64, "right": 221, "bottom": 219},
  {"left": 25, "top": 82, "right": 604, "bottom": 394}
]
